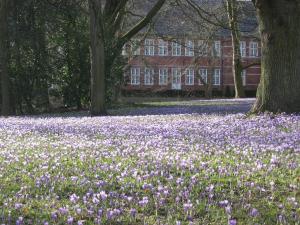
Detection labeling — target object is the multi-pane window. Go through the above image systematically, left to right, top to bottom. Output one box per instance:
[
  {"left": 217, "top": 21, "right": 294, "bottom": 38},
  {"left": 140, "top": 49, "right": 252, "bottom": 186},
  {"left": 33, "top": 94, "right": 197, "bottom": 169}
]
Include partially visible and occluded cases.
[
  {"left": 131, "top": 39, "right": 140, "bottom": 55},
  {"left": 144, "top": 39, "right": 155, "bottom": 56},
  {"left": 158, "top": 39, "right": 168, "bottom": 56},
  {"left": 185, "top": 40, "right": 194, "bottom": 56},
  {"left": 198, "top": 40, "right": 208, "bottom": 56},
  {"left": 172, "top": 41, "right": 181, "bottom": 56},
  {"left": 213, "top": 41, "right": 221, "bottom": 57},
  {"left": 240, "top": 41, "right": 246, "bottom": 57},
  {"left": 249, "top": 41, "right": 258, "bottom": 57},
  {"left": 122, "top": 44, "right": 127, "bottom": 56},
  {"left": 131, "top": 67, "right": 140, "bottom": 85},
  {"left": 144, "top": 67, "right": 154, "bottom": 85},
  {"left": 159, "top": 68, "right": 168, "bottom": 85},
  {"left": 172, "top": 68, "right": 181, "bottom": 88},
  {"left": 185, "top": 68, "right": 194, "bottom": 85},
  {"left": 199, "top": 68, "right": 208, "bottom": 85},
  {"left": 213, "top": 68, "right": 221, "bottom": 85},
  {"left": 241, "top": 70, "right": 246, "bottom": 86}
]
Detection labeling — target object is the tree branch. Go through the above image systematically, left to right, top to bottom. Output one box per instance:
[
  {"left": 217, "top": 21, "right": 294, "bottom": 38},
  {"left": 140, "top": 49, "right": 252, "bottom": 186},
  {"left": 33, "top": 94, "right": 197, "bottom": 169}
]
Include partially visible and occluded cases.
[
  {"left": 119, "top": 0, "right": 166, "bottom": 44},
  {"left": 242, "top": 61, "right": 261, "bottom": 70}
]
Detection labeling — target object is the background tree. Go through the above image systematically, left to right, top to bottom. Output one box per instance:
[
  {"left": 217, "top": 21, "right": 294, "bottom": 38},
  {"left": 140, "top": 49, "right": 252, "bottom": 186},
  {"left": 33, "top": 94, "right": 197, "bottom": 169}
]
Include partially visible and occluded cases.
[
  {"left": 0, "top": 0, "right": 11, "bottom": 116},
  {"left": 3, "top": 0, "right": 90, "bottom": 114},
  {"left": 49, "top": 0, "right": 90, "bottom": 110},
  {"left": 88, "top": 0, "right": 166, "bottom": 116},
  {"left": 182, "top": 0, "right": 260, "bottom": 98},
  {"left": 226, "top": 0, "right": 244, "bottom": 98},
  {"left": 251, "top": 0, "right": 300, "bottom": 113}
]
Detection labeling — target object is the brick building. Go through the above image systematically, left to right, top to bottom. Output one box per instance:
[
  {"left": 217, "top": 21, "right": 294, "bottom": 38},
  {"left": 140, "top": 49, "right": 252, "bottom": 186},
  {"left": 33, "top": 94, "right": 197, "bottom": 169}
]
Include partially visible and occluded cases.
[{"left": 122, "top": 1, "right": 261, "bottom": 97}]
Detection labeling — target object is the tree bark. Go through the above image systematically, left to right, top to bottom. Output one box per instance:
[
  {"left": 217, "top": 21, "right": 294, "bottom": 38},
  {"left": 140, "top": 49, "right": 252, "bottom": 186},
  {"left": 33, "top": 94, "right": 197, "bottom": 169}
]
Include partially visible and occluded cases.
[
  {"left": 0, "top": 0, "right": 11, "bottom": 116},
  {"left": 88, "top": 0, "right": 166, "bottom": 116},
  {"left": 89, "top": 0, "right": 107, "bottom": 115},
  {"left": 226, "top": 0, "right": 245, "bottom": 98},
  {"left": 251, "top": 0, "right": 300, "bottom": 113}
]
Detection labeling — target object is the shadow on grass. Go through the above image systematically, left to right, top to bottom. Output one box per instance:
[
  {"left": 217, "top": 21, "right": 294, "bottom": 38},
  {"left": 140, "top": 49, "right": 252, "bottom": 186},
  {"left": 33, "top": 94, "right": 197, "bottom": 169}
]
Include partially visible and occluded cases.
[{"left": 28, "top": 99, "right": 256, "bottom": 118}]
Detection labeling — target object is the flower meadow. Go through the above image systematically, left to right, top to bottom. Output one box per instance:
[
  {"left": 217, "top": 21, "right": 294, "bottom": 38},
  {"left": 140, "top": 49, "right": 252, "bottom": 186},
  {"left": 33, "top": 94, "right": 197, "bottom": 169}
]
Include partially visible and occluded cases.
[{"left": 0, "top": 100, "right": 299, "bottom": 225}]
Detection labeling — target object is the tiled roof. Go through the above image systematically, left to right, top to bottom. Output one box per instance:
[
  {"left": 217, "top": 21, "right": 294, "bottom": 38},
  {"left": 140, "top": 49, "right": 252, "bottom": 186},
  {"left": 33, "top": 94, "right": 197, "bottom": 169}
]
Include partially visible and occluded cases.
[{"left": 126, "top": 0, "right": 258, "bottom": 39}]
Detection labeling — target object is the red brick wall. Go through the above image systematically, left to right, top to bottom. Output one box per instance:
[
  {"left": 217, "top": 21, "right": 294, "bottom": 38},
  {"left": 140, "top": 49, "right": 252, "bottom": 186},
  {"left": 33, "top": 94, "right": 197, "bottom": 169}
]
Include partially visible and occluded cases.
[{"left": 123, "top": 37, "right": 261, "bottom": 94}]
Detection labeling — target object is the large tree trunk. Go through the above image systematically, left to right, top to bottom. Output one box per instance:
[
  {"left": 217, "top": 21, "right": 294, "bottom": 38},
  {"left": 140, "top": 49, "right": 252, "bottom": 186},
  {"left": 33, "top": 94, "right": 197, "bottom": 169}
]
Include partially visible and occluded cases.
[
  {"left": 0, "top": 0, "right": 11, "bottom": 116},
  {"left": 89, "top": 0, "right": 106, "bottom": 116},
  {"left": 227, "top": 0, "right": 245, "bottom": 98},
  {"left": 251, "top": 0, "right": 300, "bottom": 113}
]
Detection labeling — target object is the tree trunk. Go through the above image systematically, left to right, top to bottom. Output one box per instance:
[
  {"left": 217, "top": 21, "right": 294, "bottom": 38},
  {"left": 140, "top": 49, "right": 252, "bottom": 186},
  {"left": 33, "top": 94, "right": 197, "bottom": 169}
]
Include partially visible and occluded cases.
[
  {"left": 0, "top": 0, "right": 11, "bottom": 116},
  {"left": 89, "top": 0, "right": 106, "bottom": 116},
  {"left": 227, "top": 0, "right": 245, "bottom": 98},
  {"left": 251, "top": 0, "right": 300, "bottom": 113},
  {"left": 205, "top": 70, "right": 212, "bottom": 99}
]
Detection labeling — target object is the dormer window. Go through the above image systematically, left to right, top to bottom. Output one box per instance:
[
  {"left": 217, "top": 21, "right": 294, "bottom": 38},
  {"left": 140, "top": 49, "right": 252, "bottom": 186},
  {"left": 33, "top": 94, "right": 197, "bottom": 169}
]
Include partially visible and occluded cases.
[
  {"left": 131, "top": 39, "right": 140, "bottom": 55},
  {"left": 144, "top": 39, "right": 155, "bottom": 56},
  {"left": 158, "top": 39, "right": 168, "bottom": 56},
  {"left": 185, "top": 40, "right": 194, "bottom": 56},
  {"left": 172, "top": 41, "right": 181, "bottom": 56},
  {"left": 213, "top": 41, "right": 221, "bottom": 57},
  {"left": 240, "top": 41, "right": 246, "bottom": 57},
  {"left": 249, "top": 41, "right": 258, "bottom": 57}
]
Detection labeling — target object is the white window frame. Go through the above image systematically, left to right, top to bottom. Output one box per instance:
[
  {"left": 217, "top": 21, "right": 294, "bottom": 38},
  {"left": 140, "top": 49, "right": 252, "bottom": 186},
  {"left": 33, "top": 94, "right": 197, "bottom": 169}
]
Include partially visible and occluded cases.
[
  {"left": 131, "top": 39, "right": 140, "bottom": 56},
  {"left": 144, "top": 39, "right": 155, "bottom": 56},
  {"left": 158, "top": 39, "right": 168, "bottom": 56},
  {"left": 185, "top": 40, "right": 194, "bottom": 56},
  {"left": 198, "top": 40, "right": 208, "bottom": 56},
  {"left": 213, "top": 40, "right": 221, "bottom": 57},
  {"left": 172, "top": 41, "right": 181, "bottom": 56},
  {"left": 240, "top": 41, "right": 246, "bottom": 57},
  {"left": 249, "top": 41, "right": 258, "bottom": 57},
  {"left": 122, "top": 44, "right": 127, "bottom": 56},
  {"left": 131, "top": 67, "right": 140, "bottom": 85},
  {"left": 144, "top": 67, "right": 154, "bottom": 85},
  {"left": 159, "top": 68, "right": 168, "bottom": 85},
  {"left": 172, "top": 68, "right": 181, "bottom": 84},
  {"left": 185, "top": 68, "right": 194, "bottom": 85},
  {"left": 199, "top": 68, "right": 208, "bottom": 85},
  {"left": 213, "top": 68, "right": 221, "bottom": 85},
  {"left": 241, "top": 70, "right": 246, "bottom": 86}
]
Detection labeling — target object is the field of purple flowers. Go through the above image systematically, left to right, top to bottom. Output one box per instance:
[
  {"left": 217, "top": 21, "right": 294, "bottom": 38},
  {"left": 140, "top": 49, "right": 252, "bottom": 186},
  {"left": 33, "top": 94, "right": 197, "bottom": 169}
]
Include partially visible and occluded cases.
[{"left": 0, "top": 99, "right": 299, "bottom": 224}]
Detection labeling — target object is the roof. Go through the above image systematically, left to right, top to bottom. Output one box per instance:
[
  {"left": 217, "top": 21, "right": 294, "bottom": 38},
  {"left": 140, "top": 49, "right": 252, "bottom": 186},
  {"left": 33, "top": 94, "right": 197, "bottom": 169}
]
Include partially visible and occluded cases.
[{"left": 125, "top": 0, "right": 259, "bottom": 39}]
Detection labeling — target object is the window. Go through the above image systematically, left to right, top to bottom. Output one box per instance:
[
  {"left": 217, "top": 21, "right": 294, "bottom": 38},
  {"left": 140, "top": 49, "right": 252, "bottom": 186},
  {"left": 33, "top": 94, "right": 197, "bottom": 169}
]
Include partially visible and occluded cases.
[
  {"left": 131, "top": 39, "right": 140, "bottom": 55},
  {"left": 144, "top": 39, "right": 155, "bottom": 56},
  {"left": 158, "top": 39, "right": 168, "bottom": 56},
  {"left": 185, "top": 40, "right": 194, "bottom": 56},
  {"left": 198, "top": 40, "right": 208, "bottom": 56},
  {"left": 172, "top": 41, "right": 181, "bottom": 56},
  {"left": 213, "top": 41, "right": 221, "bottom": 57},
  {"left": 240, "top": 41, "right": 246, "bottom": 57},
  {"left": 249, "top": 41, "right": 258, "bottom": 57},
  {"left": 122, "top": 44, "right": 127, "bottom": 56},
  {"left": 131, "top": 67, "right": 140, "bottom": 85},
  {"left": 144, "top": 67, "right": 154, "bottom": 85},
  {"left": 159, "top": 68, "right": 168, "bottom": 85},
  {"left": 172, "top": 68, "right": 181, "bottom": 89},
  {"left": 185, "top": 68, "right": 194, "bottom": 85},
  {"left": 199, "top": 68, "right": 208, "bottom": 85},
  {"left": 213, "top": 69, "right": 221, "bottom": 85},
  {"left": 241, "top": 70, "right": 246, "bottom": 86}
]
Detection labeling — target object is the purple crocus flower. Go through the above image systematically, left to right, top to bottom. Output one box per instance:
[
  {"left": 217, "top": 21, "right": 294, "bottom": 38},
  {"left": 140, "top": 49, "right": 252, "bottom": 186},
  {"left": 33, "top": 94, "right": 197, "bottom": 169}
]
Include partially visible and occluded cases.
[
  {"left": 249, "top": 208, "right": 259, "bottom": 217},
  {"left": 228, "top": 219, "right": 237, "bottom": 225}
]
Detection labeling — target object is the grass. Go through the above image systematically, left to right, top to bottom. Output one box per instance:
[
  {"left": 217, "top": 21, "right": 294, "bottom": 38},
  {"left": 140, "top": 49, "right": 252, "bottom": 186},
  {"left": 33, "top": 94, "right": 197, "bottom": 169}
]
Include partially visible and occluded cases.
[{"left": 0, "top": 100, "right": 299, "bottom": 224}]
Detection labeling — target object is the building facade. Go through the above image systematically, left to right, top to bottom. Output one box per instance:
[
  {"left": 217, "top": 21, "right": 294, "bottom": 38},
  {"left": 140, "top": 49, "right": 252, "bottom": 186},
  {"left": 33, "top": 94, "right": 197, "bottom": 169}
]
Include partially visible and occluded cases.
[{"left": 122, "top": 36, "right": 261, "bottom": 96}]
